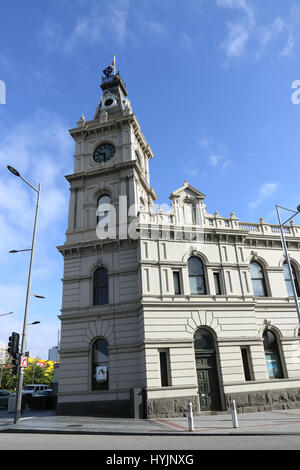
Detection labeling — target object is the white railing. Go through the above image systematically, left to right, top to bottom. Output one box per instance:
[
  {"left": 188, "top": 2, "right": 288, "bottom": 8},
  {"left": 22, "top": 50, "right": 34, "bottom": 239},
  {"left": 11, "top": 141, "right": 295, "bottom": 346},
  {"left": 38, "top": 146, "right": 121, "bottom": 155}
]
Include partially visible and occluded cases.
[
  {"left": 138, "top": 209, "right": 299, "bottom": 238},
  {"left": 238, "top": 223, "right": 260, "bottom": 232}
]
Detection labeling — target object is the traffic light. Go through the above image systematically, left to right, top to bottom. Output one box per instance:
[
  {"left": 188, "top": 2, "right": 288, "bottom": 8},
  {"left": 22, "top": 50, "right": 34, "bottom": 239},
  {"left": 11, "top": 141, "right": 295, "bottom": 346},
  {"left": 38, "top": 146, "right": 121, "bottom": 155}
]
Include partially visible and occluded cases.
[
  {"left": 8, "top": 332, "right": 20, "bottom": 357},
  {"left": 11, "top": 353, "right": 21, "bottom": 375}
]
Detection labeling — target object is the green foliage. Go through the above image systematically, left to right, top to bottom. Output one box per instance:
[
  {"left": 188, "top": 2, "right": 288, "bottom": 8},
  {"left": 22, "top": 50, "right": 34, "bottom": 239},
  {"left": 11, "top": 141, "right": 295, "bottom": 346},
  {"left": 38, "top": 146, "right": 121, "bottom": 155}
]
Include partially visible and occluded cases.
[
  {"left": 0, "top": 357, "right": 55, "bottom": 391},
  {"left": 0, "top": 360, "right": 17, "bottom": 391},
  {"left": 23, "top": 361, "right": 52, "bottom": 386}
]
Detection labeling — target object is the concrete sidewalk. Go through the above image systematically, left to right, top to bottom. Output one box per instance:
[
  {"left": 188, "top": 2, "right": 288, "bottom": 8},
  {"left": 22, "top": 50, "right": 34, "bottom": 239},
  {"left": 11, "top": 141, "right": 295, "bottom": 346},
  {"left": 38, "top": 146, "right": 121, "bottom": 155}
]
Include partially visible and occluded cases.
[{"left": 2, "top": 408, "right": 300, "bottom": 435}]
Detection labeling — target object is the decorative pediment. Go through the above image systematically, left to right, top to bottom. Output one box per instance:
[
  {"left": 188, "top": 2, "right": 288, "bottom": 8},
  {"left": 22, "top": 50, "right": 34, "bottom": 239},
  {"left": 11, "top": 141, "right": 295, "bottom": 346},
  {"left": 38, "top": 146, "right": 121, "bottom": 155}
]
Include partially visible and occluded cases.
[{"left": 169, "top": 180, "right": 206, "bottom": 202}]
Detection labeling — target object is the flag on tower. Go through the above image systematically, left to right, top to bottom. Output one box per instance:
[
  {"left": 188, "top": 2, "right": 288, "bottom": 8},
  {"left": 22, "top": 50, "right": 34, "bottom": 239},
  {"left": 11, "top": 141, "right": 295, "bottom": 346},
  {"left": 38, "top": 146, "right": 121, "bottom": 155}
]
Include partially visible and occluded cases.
[{"left": 103, "top": 54, "right": 116, "bottom": 78}]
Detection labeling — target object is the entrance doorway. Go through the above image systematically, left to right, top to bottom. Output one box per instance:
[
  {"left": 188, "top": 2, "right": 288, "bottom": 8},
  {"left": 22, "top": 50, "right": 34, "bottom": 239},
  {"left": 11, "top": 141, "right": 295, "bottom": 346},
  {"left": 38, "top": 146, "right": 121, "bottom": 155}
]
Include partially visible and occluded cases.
[{"left": 194, "top": 328, "right": 222, "bottom": 411}]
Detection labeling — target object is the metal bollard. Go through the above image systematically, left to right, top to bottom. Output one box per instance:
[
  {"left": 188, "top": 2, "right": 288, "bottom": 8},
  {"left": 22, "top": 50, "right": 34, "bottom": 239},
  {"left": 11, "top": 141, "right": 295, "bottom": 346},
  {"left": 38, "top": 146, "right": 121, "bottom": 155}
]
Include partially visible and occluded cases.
[
  {"left": 230, "top": 399, "right": 238, "bottom": 428},
  {"left": 187, "top": 401, "right": 194, "bottom": 432}
]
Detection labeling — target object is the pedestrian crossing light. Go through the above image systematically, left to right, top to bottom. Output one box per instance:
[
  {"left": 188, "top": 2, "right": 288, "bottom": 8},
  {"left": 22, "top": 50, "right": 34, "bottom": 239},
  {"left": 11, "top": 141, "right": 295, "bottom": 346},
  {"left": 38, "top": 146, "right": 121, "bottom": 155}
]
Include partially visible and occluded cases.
[{"left": 8, "top": 332, "right": 20, "bottom": 357}]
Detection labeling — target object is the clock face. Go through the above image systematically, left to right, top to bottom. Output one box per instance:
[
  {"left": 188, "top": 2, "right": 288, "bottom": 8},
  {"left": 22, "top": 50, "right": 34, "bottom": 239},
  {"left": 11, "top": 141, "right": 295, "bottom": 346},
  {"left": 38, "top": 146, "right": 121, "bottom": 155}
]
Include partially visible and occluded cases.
[{"left": 93, "top": 143, "right": 115, "bottom": 163}]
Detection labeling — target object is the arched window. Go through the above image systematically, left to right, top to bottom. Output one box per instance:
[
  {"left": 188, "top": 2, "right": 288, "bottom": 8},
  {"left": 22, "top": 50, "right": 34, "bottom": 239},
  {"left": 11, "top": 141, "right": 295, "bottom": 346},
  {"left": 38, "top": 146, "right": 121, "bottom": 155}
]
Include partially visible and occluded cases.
[
  {"left": 97, "top": 194, "right": 111, "bottom": 225},
  {"left": 188, "top": 257, "right": 207, "bottom": 294},
  {"left": 250, "top": 261, "right": 267, "bottom": 297},
  {"left": 283, "top": 262, "right": 300, "bottom": 297},
  {"left": 93, "top": 267, "right": 108, "bottom": 305},
  {"left": 194, "top": 328, "right": 215, "bottom": 351},
  {"left": 263, "top": 330, "right": 284, "bottom": 379},
  {"left": 92, "top": 338, "right": 109, "bottom": 390}
]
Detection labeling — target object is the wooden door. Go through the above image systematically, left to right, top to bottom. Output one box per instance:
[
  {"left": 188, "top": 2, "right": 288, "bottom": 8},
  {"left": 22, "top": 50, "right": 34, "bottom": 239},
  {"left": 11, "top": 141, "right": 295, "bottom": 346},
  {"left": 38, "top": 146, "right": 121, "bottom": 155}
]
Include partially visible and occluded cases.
[{"left": 196, "top": 353, "right": 221, "bottom": 411}]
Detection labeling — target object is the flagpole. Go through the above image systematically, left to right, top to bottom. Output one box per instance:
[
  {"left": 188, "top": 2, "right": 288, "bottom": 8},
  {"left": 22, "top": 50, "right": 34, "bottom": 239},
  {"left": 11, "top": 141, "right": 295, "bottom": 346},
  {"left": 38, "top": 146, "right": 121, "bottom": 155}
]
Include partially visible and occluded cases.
[{"left": 113, "top": 53, "right": 116, "bottom": 75}]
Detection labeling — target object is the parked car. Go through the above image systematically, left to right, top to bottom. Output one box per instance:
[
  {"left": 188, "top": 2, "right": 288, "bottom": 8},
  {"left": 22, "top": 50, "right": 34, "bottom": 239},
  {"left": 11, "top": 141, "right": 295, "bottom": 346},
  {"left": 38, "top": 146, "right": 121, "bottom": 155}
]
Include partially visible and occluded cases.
[
  {"left": 22, "top": 384, "right": 49, "bottom": 399},
  {"left": 27, "top": 389, "right": 57, "bottom": 410},
  {"left": 0, "top": 390, "right": 10, "bottom": 409}
]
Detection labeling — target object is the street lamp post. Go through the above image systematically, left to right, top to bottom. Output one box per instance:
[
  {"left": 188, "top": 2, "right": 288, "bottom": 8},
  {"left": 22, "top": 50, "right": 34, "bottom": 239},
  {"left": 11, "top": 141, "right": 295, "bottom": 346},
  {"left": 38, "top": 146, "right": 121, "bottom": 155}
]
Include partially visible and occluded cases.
[
  {"left": 7, "top": 165, "right": 41, "bottom": 425},
  {"left": 276, "top": 204, "right": 300, "bottom": 323},
  {"left": 0, "top": 312, "right": 13, "bottom": 317}
]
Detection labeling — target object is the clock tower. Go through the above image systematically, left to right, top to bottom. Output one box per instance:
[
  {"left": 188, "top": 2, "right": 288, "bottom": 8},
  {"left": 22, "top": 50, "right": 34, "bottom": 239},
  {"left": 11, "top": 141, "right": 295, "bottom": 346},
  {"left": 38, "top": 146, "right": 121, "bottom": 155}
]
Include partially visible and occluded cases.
[
  {"left": 57, "top": 65, "right": 300, "bottom": 419},
  {"left": 57, "top": 70, "right": 157, "bottom": 417}
]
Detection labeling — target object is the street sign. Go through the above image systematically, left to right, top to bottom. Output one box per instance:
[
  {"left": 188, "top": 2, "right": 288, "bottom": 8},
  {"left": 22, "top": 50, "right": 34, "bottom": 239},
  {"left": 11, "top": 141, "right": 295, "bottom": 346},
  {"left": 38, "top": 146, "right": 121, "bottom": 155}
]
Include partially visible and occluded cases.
[{"left": 20, "top": 356, "right": 28, "bottom": 368}]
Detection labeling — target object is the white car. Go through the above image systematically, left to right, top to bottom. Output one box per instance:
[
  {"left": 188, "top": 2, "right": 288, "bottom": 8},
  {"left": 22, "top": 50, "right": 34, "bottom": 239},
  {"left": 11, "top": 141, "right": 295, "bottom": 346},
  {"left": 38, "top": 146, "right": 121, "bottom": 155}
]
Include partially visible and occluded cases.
[{"left": 22, "top": 384, "right": 49, "bottom": 398}]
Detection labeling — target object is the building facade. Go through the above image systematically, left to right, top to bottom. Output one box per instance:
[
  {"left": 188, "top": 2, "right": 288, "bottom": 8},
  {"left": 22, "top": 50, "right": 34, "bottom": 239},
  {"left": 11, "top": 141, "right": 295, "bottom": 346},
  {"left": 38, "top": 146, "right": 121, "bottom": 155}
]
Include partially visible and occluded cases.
[
  {"left": 57, "top": 72, "right": 300, "bottom": 418},
  {"left": 48, "top": 346, "right": 59, "bottom": 362}
]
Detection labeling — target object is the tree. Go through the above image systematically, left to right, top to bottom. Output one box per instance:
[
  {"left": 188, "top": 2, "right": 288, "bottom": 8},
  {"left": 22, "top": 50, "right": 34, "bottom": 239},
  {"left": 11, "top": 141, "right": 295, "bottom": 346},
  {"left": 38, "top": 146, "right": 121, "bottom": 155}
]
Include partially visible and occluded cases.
[
  {"left": 0, "top": 357, "right": 57, "bottom": 391},
  {"left": 23, "top": 358, "right": 55, "bottom": 386},
  {"left": 0, "top": 360, "right": 17, "bottom": 391}
]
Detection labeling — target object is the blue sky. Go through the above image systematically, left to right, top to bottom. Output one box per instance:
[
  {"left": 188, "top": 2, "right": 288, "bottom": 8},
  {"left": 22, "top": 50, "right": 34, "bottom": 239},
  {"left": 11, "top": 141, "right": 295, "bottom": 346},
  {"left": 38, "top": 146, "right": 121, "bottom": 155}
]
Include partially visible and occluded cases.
[{"left": 0, "top": 0, "right": 300, "bottom": 358}]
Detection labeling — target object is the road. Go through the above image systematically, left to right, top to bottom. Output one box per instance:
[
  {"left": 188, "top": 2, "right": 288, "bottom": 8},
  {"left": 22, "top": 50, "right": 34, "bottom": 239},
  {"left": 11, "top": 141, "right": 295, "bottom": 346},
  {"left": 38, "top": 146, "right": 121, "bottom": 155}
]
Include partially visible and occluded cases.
[{"left": 0, "top": 433, "right": 300, "bottom": 450}]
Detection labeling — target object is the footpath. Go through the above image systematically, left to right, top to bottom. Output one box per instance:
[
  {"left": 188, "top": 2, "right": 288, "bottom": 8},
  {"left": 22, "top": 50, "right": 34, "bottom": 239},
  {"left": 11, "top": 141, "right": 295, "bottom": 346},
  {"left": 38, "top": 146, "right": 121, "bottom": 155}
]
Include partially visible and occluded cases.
[{"left": 2, "top": 408, "right": 300, "bottom": 435}]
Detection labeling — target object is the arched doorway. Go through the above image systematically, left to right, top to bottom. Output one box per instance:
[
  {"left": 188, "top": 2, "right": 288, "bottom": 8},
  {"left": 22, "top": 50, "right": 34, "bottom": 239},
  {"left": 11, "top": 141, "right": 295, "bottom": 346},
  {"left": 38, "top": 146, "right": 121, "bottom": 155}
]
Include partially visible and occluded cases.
[
  {"left": 194, "top": 328, "right": 222, "bottom": 411},
  {"left": 263, "top": 330, "right": 284, "bottom": 379}
]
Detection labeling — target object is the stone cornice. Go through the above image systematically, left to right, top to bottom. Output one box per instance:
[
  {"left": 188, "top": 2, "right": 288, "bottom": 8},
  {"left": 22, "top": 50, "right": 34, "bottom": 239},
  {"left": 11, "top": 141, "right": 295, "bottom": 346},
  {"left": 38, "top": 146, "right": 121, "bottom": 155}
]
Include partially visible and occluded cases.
[{"left": 69, "top": 113, "right": 153, "bottom": 160}]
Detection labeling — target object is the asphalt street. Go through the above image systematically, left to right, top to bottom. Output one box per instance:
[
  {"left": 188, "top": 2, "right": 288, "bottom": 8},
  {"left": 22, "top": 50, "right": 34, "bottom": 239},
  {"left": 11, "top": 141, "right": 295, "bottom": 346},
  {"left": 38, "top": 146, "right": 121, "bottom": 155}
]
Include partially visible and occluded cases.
[{"left": 1, "top": 432, "right": 300, "bottom": 450}]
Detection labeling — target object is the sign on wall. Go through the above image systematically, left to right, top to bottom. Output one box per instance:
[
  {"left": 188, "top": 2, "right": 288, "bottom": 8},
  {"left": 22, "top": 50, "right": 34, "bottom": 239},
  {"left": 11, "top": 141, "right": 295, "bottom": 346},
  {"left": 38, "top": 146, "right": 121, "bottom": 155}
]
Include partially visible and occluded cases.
[{"left": 96, "top": 365, "right": 107, "bottom": 382}]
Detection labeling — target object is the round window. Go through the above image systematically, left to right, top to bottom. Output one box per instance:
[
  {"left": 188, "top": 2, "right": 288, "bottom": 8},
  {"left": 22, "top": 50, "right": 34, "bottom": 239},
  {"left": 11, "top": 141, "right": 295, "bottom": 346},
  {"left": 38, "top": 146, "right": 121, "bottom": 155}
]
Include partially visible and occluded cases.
[{"left": 104, "top": 98, "right": 113, "bottom": 107}]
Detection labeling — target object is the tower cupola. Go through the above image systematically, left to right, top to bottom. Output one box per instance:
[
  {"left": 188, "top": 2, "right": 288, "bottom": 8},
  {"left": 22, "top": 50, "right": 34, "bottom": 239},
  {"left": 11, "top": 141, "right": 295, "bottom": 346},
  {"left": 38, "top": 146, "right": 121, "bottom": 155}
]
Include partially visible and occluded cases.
[{"left": 94, "top": 72, "right": 132, "bottom": 120}]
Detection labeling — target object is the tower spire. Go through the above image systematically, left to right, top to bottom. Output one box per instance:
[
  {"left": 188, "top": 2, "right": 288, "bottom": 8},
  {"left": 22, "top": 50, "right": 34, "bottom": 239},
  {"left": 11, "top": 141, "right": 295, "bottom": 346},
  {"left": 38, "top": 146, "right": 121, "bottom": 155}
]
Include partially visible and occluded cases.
[{"left": 94, "top": 64, "right": 131, "bottom": 120}]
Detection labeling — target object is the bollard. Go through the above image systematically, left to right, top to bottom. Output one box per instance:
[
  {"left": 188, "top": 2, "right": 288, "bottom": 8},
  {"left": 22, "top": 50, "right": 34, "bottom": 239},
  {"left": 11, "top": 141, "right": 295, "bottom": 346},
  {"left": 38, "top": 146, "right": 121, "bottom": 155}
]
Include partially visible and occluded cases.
[
  {"left": 230, "top": 399, "right": 238, "bottom": 428},
  {"left": 187, "top": 401, "right": 194, "bottom": 432}
]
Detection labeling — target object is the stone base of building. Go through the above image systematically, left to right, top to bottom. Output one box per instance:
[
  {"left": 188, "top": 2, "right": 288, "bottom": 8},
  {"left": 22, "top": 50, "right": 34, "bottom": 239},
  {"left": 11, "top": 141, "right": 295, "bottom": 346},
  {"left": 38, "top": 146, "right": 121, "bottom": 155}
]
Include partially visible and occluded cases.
[
  {"left": 225, "top": 387, "right": 300, "bottom": 413},
  {"left": 56, "top": 388, "right": 300, "bottom": 418},
  {"left": 146, "top": 395, "right": 200, "bottom": 418},
  {"left": 56, "top": 399, "right": 131, "bottom": 418}
]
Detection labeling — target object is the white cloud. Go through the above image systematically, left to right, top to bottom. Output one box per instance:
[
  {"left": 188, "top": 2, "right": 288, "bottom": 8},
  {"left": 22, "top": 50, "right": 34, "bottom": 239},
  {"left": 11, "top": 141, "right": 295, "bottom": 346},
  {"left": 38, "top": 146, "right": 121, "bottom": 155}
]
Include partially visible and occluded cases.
[
  {"left": 40, "top": 0, "right": 130, "bottom": 53},
  {"left": 217, "top": 0, "right": 299, "bottom": 62},
  {"left": 217, "top": 0, "right": 255, "bottom": 27},
  {"left": 217, "top": 0, "right": 254, "bottom": 59},
  {"left": 279, "top": 6, "right": 300, "bottom": 58},
  {"left": 256, "top": 17, "right": 285, "bottom": 60},
  {"left": 221, "top": 22, "right": 249, "bottom": 58},
  {"left": 280, "top": 32, "right": 295, "bottom": 57},
  {"left": 0, "top": 111, "right": 71, "bottom": 358},
  {"left": 0, "top": 111, "right": 71, "bottom": 236},
  {"left": 195, "top": 132, "right": 232, "bottom": 173},
  {"left": 209, "top": 153, "right": 231, "bottom": 172},
  {"left": 209, "top": 154, "right": 223, "bottom": 167},
  {"left": 249, "top": 182, "right": 279, "bottom": 209}
]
